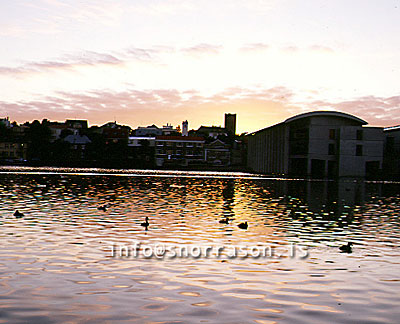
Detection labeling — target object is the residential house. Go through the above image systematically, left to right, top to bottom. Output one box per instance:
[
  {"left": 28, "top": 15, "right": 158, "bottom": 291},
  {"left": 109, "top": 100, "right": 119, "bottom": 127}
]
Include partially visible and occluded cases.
[
  {"left": 195, "top": 126, "right": 228, "bottom": 139},
  {"left": 63, "top": 134, "right": 92, "bottom": 160},
  {"left": 155, "top": 135, "right": 205, "bottom": 167},
  {"left": 205, "top": 139, "right": 230, "bottom": 166},
  {"left": 0, "top": 141, "right": 27, "bottom": 162}
]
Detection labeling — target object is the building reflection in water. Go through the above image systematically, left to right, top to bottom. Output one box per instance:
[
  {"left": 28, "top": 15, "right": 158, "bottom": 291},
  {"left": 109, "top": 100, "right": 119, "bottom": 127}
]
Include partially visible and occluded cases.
[
  {"left": 263, "top": 178, "right": 371, "bottom": 226},
  {"left": 221, "top": 180, "right": 235, "bottom": 219}
]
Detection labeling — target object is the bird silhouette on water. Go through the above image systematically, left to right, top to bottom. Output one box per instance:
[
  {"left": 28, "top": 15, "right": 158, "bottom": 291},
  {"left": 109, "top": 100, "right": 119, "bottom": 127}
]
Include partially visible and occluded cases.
[
  {"left": 98, "top": 205, "right": 107, "bottom": 212},
  {"left": 14, "top": 210, "right": 24, "bottom": 218},
  {"left": 141, "top": 217, "right": 150, "bottom": 227},
  {"left": 219, "top": 218, "right": 229, "bottom": 224},
  {"left": 238, "top": 221, "right": 248, "bottom": 230},
  {"left": 339, "top": 242, "right": 353, "bottom": 253}
]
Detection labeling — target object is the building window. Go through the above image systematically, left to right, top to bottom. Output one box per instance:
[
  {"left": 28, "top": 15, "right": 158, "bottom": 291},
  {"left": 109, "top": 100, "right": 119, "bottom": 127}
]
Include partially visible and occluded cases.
[
  {"left": 329, "top": 129, "right": 336, "bottom": 140},
  {"left": 356, "top": 130, "right": 363, "bottom": 140},
  {"left": 386, "top": 136, "right": 395, "bottom": 153},
  {"left": 176, "top": 142, "right": 183, "bottom": 147},
  {"left": 328, "top": 143, "right": 335, "bottom": 155},
  {"left": 356, "top": 145, "right": 363, "bottom": 156}
]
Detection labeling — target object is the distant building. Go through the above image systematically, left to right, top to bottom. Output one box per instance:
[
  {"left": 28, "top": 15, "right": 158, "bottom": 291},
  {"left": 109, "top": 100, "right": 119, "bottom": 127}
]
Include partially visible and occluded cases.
[
  {"left": 247, "top": 111, "right": 384, "bottom": 178},
  {"left": 224, "top": 113, "right": 236, "bottom": 135},
  {"left": 66, "top": 119, "right": 88, "bottom": 129},
  {"left": 182, "top": 120, "right": 189, "bottom": 136},
  {"left": 99, "top": 122, "right": 130, "bottom": 143},
  {"left": 48, "top": 123, "right": 68, "bottom": 142},
  {"left": 134, "top": 123, "right": 180, "bottom": 137},
  {"left": 161, "top": 124, "right": 179, "bottom": 136},
  {"left": 135, "top": 125, "right": 162, "bottom": 137},
  {"left": 383, "top": 125, "right": 400, "bottom": 179},
  {"left": 196, "top": 126, "right": 228, "bottom": 139},
  {"left": 63, "top": 134, "right": 91, "bottom": 160},
  {"left": 155, "top": 135, "right": 205, "bottom": 167},
  {"left": 127, "top": 136, "right": 156, "bottom": 167},
  {"left": 128, "top": 137, "right": 156, "bottom": 147},
  {"left": 205, "top": 139, "right": 230, "bottom": 166},
  {"left": 0, "top": 141, "right": 27, "bottom": 161}
]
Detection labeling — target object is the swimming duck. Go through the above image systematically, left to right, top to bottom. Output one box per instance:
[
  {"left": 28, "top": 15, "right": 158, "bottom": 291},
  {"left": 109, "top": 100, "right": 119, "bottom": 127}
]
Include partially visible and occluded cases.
[
  {"left": 98, "top": 205, "right": 107, "bottom": 212},
  {"left": 14, "top": 210, "right": 24, "bottom": 218},
  {"left": 141, "top": 217, "right": 150, "bottom": 227},
  {"left": 219, "top": 218, "right": 229, "bottom": 224},
  {"left": 238, "top": 221, "right": 248, "bottom": 230},
  {"left": 339, "top": 242, "right": 353, "bottom": 253}
]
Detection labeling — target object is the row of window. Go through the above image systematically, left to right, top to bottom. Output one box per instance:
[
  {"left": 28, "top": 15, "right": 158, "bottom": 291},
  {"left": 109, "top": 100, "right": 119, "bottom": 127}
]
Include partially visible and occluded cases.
[
  {"left": 329, "top": 129, "right": 363, "bottom": 140},
  {"left": 156, "top": 142, "right": 203, "bottom": 148},
  {"left": 0, "top": 143, "right": 17, "bottom": 149},
  {"left": 328, "top": 144, "right": 363, "bottom": 156},
  {"left": 156, "top": 149, "right": 203, "bottom": 156}
]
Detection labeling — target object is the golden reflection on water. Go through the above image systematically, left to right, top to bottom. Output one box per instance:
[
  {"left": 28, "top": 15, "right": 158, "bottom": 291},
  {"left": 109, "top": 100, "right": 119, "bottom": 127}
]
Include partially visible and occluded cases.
[{"left": 1, "top": 169, "right": 400, "bottom": 323}]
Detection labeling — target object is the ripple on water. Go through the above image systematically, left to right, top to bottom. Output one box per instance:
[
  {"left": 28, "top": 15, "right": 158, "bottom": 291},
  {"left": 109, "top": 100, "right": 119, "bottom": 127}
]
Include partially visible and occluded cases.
[{"left": 0, "top": 170, "right": 400, "bottom": 323}]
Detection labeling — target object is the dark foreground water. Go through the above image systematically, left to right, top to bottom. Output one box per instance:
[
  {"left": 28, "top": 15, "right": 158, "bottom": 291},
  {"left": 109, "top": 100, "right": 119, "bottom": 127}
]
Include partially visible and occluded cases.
[{"left": 1, "top": 167, "right": 400, "bottom": 323}]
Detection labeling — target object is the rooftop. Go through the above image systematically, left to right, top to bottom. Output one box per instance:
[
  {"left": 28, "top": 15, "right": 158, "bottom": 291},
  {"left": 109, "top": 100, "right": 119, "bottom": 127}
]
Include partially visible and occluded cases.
[
  {"left": 284, "top": 111, "right": 367, "bottom": 125},
  {"left": 156, "top": 135, "right": 204, "bottom": 141}
]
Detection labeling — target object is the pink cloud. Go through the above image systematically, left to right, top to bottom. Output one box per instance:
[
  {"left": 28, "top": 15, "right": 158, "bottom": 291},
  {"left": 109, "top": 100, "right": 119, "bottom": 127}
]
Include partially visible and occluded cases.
[
  {"left": 240, "top": 43, "right": 270, "bottom": 52},
  {"left": 181, "top": 44, "right": 222, "bottom": 56},
  {"left": 1, "top": 87, "right": 399, "bottom": 133}
]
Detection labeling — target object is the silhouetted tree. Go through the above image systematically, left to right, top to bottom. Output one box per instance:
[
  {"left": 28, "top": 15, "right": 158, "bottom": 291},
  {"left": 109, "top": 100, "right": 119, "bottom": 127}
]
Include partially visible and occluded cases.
[{"left": 26, "top": 120, "right": 52, "bottom": 163}]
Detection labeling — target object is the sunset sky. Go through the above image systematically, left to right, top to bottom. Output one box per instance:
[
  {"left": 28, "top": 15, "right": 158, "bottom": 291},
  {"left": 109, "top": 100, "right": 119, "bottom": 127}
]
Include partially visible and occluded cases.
[{"left": 1, "top": 0, "right": 399, "bottom": 133}]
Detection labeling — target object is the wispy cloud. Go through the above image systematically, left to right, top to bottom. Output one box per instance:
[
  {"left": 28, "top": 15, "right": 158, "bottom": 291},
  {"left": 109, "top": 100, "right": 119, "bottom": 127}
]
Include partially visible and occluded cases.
[
  {"left": 240, "top": 43, "right": 270, "bottom": 52},
  {"left": 181, "top": 44, "right": 222, "bottom": 57},
  {"left": 308, "top": 44, "right": 334, "bottom": 53},
  {"left": 0, "top": 51, "right": 125, "bottom": 75}
]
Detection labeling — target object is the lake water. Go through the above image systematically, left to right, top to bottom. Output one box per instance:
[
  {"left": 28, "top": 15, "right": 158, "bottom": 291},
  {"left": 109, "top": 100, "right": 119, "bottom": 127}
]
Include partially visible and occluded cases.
[{"left": 1, "top": 167, "right": 400, "bottom": 323}]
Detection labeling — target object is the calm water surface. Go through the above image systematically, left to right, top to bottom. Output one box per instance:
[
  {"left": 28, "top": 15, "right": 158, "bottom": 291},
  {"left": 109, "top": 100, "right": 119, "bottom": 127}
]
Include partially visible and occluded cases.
[{"left": 1, "top": 167, "right": 400, "bottom": 323}]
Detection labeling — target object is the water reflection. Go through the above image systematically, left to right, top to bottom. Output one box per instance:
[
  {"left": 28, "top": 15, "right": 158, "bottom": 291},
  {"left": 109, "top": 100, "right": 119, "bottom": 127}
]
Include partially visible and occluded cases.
[{"left": 0, "top": 169, "right": 400, "bottom": 323}]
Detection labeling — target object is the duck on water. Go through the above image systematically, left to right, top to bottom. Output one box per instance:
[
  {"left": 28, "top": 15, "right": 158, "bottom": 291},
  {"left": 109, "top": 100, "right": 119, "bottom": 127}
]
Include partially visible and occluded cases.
[
  {"left": 14, "top": 210, "right": 24, "bottom": 218},
  {"left": 141, "top": 217, "right": 150, "bottom": 227},
  {"left": 339, "top": 242, "right": 353, "bottom": 253}
]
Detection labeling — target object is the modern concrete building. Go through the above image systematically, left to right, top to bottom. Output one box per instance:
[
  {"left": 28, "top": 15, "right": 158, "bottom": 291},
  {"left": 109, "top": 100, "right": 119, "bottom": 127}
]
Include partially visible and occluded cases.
[
  {"left": 247, "top": 111, "right": 384, "bottom": 178},
  {"left": 383, "top": 125, "right": 400, "bottom": 179}
]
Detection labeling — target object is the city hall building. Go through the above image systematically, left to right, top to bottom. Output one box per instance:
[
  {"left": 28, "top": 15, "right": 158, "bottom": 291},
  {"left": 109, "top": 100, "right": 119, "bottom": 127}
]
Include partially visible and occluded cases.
[{"left": 247, "top": 111, "right": 384, "bottom": 178}]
